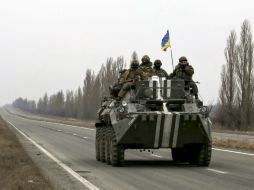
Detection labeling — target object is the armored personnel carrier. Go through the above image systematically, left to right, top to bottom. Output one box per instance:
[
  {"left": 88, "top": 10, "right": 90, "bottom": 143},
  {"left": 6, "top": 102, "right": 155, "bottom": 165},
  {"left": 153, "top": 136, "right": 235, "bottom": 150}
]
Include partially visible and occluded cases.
[{"left": 95, "top": 76, "right": 212, "bottom": 167}]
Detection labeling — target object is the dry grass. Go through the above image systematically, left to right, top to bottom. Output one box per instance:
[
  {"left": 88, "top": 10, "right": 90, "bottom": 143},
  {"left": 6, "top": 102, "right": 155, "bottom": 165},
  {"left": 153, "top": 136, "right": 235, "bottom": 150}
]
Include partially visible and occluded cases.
[
  {"left": 0, "top": 116, "right": 53, "bottom": 190},
  {"left": 213, "top": 123, "right": 254, "bottom": 135},
  {"left": 213, "top": 137, "right": 254, "bottom": 151}
]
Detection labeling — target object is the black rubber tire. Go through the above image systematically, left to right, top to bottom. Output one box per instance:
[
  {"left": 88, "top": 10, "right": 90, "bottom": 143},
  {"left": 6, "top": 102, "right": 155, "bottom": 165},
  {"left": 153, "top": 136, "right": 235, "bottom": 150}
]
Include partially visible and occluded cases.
[
  {"left": 99, "top": 127, "right": 106, "bottom": 162},
  {"left": 104, "top": 127, "right": 111, "bottom": 165},
  {"left": 95, "top": 128, "right": 100, "bottom": 161},
  {"left": 109, "top": 128, "right": 124, "bottom": 167},
  {"left": 196, "top": 142, "right": 212, "bottom": 166},
  {"left": 185, "top": 143, "right": 212, "bottom": 166}
]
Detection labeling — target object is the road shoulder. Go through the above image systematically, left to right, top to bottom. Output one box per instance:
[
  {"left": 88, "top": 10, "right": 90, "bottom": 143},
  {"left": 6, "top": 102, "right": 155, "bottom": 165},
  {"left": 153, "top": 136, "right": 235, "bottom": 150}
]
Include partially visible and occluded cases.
[
  {"left": 0, "top": 116, "right": 52, "bottom": 190},
  {"left": 3, "top": 117, "right": 93, "bottom": 190}
]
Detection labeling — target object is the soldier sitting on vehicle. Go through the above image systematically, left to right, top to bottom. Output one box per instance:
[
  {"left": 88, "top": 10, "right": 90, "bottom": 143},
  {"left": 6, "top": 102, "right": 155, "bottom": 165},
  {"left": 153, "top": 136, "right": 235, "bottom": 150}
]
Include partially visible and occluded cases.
[
  {"left": 140, "top": 55, "right": 154, "bottom": 77},
  {"left": 169, "top": 56, "right": 199, "bottom": 99},
  {"left": 153, "top": 59, "right": 169, "bottom": 78},
  {"left": 118, "top": 60, "right": 147, "bottom": 99},
  {"left": 109, "top": 69, "right": 127, "bottom": 98}
]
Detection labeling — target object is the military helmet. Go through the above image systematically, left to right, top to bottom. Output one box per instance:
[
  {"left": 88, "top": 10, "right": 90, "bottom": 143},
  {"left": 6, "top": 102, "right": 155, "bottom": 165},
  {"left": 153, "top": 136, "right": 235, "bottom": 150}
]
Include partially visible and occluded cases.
[
  {"left": 141, "top": 55, "right": 151, "bottom": 63},
  {"left": 179, "top": 56, "right": 188, "bottom": 62},
  {"left": 179, "top": 56, "right": 188, "bottom": 66},
  {"left": 130, "top": 59, "right": 139, "bottom": 69},
  {"left": 154, "top": 59, "right": 162, "bottom": 67}
]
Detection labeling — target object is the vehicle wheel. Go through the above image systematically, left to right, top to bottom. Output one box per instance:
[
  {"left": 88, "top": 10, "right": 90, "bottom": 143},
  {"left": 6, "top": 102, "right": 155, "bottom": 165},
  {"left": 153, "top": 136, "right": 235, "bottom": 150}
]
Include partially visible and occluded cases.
[
  {"left": 99, "top": 127, "right": 106, "bottom": 162},
  {"left": 105, "top": 127, "right": 111, "bottom": 165},
  {"left": 95, "top": 128, "right": 100, "bottom": 161},
  {"left": 109, "top": 128, "right": 124, "bottom": 167},
  {"left": 196, "top": 142, "right": 212, "bottom": 166},
  {"left": 186, "top": 143, "right": 212, "bottom": 166},
  {"left": 171, "top": 148, "right": 186, "bottom": 162}
]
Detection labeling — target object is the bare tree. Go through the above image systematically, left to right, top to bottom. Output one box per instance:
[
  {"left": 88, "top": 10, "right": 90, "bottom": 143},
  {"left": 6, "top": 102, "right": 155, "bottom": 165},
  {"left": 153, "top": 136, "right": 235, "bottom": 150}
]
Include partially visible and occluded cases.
[
  {"left": 235, "top": 20, "right": 254, "bottom": 131},
  {"left": 219, "top": 31, "right": 238, "bottom": 128},
  {"left": 225, "top": 31, "right": 237, "bottom": 108},
  {"left": 83, "top": 69, "right": 95, "bottom": 119},
  {"left": 76, "top": 87, "right": 84, "bottom": 118},
  {"left": 65, "top": 90, "right": 74, "bottom": 117},
  {"left": 42, "top": 93, "right": 48, "bottom": 113},
  {"left": 13, "top": 98, "right": 36, "bottom": 113},
  {"left": 37, "top": 98, "right": 44, "bottom": 113}
]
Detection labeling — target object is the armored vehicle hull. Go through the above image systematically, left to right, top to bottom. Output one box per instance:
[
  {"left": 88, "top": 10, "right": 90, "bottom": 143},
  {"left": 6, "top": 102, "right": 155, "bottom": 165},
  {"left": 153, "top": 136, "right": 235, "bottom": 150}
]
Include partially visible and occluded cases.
[{"left": 95, "top": 77, "right": 212, "bottom": 166}]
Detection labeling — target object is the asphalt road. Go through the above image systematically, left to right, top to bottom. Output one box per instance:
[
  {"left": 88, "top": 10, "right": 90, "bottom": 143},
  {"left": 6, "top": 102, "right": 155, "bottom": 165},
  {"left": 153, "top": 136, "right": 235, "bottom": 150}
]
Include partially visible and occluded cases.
[{"left": 1, "top": 108, "right": 254, "bottom": 190}]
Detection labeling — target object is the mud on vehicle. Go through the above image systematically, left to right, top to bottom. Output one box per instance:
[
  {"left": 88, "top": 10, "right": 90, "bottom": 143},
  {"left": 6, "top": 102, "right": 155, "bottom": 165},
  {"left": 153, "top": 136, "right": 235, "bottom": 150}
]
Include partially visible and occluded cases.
[{"left": 95, "top": 76, "right": 212, "bottom": 167}]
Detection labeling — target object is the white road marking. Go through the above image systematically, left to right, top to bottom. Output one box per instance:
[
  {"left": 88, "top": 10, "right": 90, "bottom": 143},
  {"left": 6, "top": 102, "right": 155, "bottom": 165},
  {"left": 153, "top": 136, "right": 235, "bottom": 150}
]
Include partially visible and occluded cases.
[
  {"left": 6, "top": 120, "right": 100, "bottom": 190},
  {"left": 57, "top": 130, "right": 62, "bottom": 132},
  {"left": 73, "top": 133, "right": 77, "bottom": 136},
  {"left": 83, "top": 137, "right": 88, "bottom": 139},
  {"left": 213, "top": 148, "right": 254, "bottom": 156},
  {"left": 151, "top": 154, "right": 162, "bottom": 158},
  {"left": 207, "top": 168, "right": 228, "bottom": 174}
]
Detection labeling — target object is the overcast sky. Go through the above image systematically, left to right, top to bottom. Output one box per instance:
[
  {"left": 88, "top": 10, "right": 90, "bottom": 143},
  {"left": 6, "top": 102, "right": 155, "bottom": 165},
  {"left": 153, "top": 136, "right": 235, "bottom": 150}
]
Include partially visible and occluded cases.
[{"left": 0, "top": 0, "right": 254, "bottom": 106}]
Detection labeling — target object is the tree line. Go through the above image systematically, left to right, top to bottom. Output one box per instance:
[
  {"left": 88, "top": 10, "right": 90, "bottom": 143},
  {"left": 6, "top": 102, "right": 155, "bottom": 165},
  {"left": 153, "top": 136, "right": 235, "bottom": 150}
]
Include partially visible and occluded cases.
[
  {"left": 214, "top": 20, "right": 254, "bottom": 131},
  {"left": 13, "top": 56, "right": 126, "bottom": 119}
]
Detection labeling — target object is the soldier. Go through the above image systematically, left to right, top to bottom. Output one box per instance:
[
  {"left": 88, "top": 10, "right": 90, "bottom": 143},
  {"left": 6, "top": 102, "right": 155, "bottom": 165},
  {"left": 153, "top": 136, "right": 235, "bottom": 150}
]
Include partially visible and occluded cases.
[
  {"left": 140, "top": 55, "right": 154, "bottom": 77},
  {"left": 169, "top": 56, "right": 199, "bottom": 99},
  {"left": 153, "top": 59, "right": 169, "bottom": 78},
  {"left": 118, "top": 60, "right": 147, "bottom": 99},
  {"left": 109, "top": 69, "right": 128, "bottom": 98},
  {"left": 117, "top": 69, "right": 127, "bottom": 86}
]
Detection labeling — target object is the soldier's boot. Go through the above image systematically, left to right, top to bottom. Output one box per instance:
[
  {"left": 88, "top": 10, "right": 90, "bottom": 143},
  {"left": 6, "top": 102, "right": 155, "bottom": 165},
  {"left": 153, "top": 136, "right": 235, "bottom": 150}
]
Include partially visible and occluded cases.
[
  {"left": 189, "top": 82, "right": 202, "bottom": 107},
  {"left": 190, "top": 82, "right": 198, "bottom": 98},
  {"left": 194, "top": 93, "right": 203, "bottom": 108}
]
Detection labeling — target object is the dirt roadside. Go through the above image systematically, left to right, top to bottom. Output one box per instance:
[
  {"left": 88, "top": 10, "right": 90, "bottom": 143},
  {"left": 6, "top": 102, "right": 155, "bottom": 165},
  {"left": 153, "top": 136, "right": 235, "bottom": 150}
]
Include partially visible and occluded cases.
[{"left": 0, "top": 116, "right": 53, "bottom": 190}]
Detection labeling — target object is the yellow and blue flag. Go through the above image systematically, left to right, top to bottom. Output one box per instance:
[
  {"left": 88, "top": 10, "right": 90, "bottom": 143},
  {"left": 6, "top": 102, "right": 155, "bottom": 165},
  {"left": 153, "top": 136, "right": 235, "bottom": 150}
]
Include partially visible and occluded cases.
[{"left": 161, "top": 30, "right": 171, "bottom": 51}]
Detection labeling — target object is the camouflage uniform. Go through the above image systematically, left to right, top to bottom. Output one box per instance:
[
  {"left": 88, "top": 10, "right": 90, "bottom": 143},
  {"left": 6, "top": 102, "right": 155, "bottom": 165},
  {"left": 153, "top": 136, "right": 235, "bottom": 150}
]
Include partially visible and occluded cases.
[
  {"left": 140, "top": 55, "right": 154, "bottom": 77},
  {"left": 169, "top": 56, "right": 198, "bottom": 98},
  {"left": 153, "top": 59, "right": 169, "bottom": 78},
  {"left": 118, "top": 60, "right": 147, "bottom": 98},
  {"left": 169, "top": 64, "right": 194, "bottom": 80},
  {"left": 110, "top": 69, "right": 128, "bottom": 98}
]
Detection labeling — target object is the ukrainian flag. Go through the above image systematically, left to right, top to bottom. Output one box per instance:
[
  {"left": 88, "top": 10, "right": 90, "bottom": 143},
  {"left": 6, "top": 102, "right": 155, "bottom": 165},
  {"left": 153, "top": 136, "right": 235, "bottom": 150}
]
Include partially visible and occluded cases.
[{"left": 161, "top": 30, "right": 171, "bottom": 51}]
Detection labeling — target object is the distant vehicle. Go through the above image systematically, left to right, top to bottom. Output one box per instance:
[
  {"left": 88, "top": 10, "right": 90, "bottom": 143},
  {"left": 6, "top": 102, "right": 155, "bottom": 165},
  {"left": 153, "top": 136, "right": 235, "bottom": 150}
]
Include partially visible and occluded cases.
[{"left": 95, "top": 76, "right": 212, "bottom": 167}]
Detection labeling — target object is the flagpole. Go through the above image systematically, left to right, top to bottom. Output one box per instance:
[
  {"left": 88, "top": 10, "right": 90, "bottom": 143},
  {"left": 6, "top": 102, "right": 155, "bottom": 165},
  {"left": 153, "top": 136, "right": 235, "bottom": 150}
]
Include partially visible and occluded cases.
[{"left": 170, "top": 48, "right": 174, "bottom": 69}]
